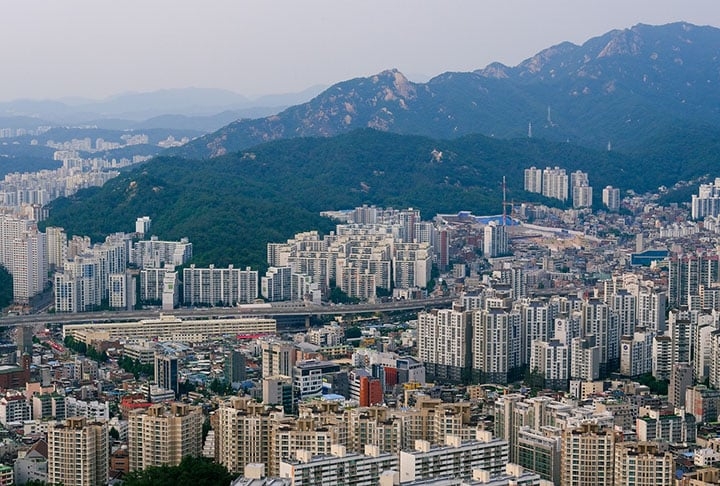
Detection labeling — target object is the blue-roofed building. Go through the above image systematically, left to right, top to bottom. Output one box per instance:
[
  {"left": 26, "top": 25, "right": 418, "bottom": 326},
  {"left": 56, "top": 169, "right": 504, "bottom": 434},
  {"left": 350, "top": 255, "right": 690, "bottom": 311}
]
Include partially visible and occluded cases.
[{"left": 631, "top": 250, "right": 669, "bottom": 266}]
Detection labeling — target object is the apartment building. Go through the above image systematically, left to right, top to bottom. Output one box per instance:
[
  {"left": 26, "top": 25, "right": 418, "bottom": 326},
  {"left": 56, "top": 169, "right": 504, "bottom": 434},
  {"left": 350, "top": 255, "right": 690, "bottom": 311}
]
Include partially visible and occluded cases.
[{"left": 128, "top": 403, "right": 203, "bottom": 471}]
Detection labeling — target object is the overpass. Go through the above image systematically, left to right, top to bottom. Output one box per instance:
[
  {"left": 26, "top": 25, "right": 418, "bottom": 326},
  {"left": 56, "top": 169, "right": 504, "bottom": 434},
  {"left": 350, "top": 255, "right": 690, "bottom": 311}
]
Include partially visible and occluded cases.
[{"left": 0, "top": 296, "right": 456, "bottom": 328}]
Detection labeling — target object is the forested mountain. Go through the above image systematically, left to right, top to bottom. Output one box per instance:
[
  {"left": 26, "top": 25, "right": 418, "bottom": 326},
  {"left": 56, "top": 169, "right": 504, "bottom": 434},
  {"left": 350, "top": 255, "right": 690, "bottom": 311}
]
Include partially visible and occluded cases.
[
  {"left": 174, "top": 22, "right": 720, "bottom": 159},
  {"left": 42, "top": 127, "right": 720, "bottom": 269}
]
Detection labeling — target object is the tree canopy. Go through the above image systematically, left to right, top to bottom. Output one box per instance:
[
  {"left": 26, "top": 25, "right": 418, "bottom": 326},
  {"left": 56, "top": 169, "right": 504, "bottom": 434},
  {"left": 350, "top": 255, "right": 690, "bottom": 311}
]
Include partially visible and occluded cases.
[{"left": 121, "top": 456, "right": 234, "bottom": 486}]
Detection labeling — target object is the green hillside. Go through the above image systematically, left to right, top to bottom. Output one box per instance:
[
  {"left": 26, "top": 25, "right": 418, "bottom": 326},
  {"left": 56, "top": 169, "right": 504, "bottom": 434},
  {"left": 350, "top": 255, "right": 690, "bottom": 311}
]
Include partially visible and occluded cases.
[{"left": 41, "top": 128, "right": 720, "bottom": 269}]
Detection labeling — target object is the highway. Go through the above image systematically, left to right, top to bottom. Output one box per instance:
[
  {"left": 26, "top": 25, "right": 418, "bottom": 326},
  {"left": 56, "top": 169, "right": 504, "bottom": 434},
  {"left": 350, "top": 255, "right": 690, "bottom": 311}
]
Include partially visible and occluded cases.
[{"left": 0, "top": 296, "right": 456, "bottom": 328}]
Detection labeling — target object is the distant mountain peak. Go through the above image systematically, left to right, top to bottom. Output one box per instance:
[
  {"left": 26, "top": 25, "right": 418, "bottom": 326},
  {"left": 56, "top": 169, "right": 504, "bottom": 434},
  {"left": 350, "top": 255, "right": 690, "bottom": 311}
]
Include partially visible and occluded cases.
[{"left": 596, "top": 29, "right": 643, "bottom": 58}]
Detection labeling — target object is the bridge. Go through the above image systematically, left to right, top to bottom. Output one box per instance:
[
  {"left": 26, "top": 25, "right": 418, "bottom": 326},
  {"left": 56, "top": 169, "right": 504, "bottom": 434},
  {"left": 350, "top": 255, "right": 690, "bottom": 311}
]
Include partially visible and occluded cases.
[{"left": 0, "top": 296, "right": 456, "bottom": 328}]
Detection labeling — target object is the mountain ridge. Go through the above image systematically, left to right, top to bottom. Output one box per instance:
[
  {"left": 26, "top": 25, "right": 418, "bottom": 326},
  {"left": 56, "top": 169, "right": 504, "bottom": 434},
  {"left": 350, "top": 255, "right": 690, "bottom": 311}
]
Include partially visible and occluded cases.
[{"left": 174, "top": 21, "right": 720, "bottom": 159}]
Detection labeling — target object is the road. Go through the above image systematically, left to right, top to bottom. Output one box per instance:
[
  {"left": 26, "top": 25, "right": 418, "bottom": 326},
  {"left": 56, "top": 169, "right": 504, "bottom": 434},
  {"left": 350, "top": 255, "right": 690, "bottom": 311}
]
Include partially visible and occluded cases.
[{"left": 0, "top": 296, "right": 456, "bottom": 328}]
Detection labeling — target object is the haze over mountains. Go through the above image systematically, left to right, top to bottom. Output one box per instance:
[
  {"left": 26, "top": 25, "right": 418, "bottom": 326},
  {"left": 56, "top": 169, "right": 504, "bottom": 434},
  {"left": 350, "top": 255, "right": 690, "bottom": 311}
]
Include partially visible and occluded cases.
[{"left": 0, "top": 85, "right": 326, "bottom": 132}]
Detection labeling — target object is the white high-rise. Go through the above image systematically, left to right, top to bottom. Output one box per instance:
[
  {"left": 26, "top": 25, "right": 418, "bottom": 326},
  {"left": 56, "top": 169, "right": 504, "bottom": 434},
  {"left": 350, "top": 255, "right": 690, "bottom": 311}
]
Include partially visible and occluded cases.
[
  {"left": 524, "top": 167, "right": 543, "bottom": 193},
  {"left": 542, "top": 167, "right": 568, "bottom": 202},
  {"left": 691, "top": 178, "right": 720, "bottom": 219},
  {"left": 602, "top": 185, "right": 620, "bottom": 211},
  {"left": 483, "top": 222, "right": 508, "bottom": 258},
  {"left": 11, "top": 229, "right": 47, "bottom": 303},
  {"left": 183, "top": 264, "right": 258, "bottom": 305},
  {"left": 417, "top": 308, "right": 471, "bottom": 383},
  {"left": 472, "top": 308, "right": 522, "bottom": 384}
]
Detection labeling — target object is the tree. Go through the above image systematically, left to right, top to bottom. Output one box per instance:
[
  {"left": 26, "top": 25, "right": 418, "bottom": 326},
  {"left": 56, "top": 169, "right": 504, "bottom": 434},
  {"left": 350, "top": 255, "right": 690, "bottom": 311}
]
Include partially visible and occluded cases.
[
  {"left": 0, "top": 265, "right": 11, "bottom": 309},
  {"left": 345, "top": 326, "right": 362, "bottom": 339},
  {"left": 208, "top": 378, "right": 233, "bottom": 396},
  {"left": 121, "top": 456, "right": 233, "bottom": 486}
]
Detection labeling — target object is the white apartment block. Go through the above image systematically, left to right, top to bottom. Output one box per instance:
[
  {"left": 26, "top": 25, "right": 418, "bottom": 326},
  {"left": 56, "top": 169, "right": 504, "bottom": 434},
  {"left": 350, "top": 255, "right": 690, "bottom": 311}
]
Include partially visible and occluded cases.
[
  {"left": 524, "top": 167, "right": 543, "bottom": 194},
  {"left": 541, "top": 167, "right": 568, "bottom": 202},
  {"left": 692, "top": 178, "right": 720, "bottom": 219},
  {"left": 572, "top": 183, "right": 592, "bottom": 209},
  {"left": 602, "top": 185, "right": 620, "bottom": 211},
  {"left": 0, "top": 214, "right": 48, "bottom": 303},
  {"left": 135, "top": 216, "right": 151, "bottom": 235},
  {"left": 483, "top": 222, "right": 508, "bottom": 258},
  {"left": 45, "top": 226, "right": 67, "bottom": 269},
  {"left": 11, "top": 228, "right": 47, "bottom": 303},
  {"left": 130, "top": 236, "right": 192, "bottom": 268},
  {"left": 393, "top": 242, "right": 432, "bottom": 289},
  {"left": 54, "top": 255, "right": 102, "bottom": 312},
  {"left": 183, "top": 264, "right": 258, "bottom": 305},
  {"left": 140, "top": 266, "right": 176, "bottom": 303},
  {"left": 261, "top": 266, "right": 292, "bottom": 302},
  {"left": 339, "top": 266, "right": 376, "bottom": 301},
  {"left": 108, "top": 272, "right": 134, "bottom": 310},
  {"left": 291, "top": 272, "right": 321, "bottom": 303},
  {"left": 637, "top": 287, "right": 666, "bottom": 333},
  {"left": 582, "top": 298, "right": 619, "bottom": 374},
  {"left": 520, "top": 299, "right": 553, "bottom": 362},
  {"left": 417, "top": 308, "right": 471, "bottom": 383},
  {"left": 473, "top": 308, "right": 522, "bottom": 384},
  {"left": 619, "top": 329, "right": 653, "bottom": 377},
  {"left": 652, "top": 335, "right": 673, "bottom": 380},
  {"left": 570, "top": 336, "right": 600, "bottom": 381},
  {"left": 530, "top": 340, "right": 569, "bottom": 389},
  {"left": 64, "top": 398, "right": 109, "bottom": 421},
  {"left": 399, "top": 432, "right": 509, "bottom": 483},
  {"left": 280, "top": 445, "right": 397, "bottom": 486}
]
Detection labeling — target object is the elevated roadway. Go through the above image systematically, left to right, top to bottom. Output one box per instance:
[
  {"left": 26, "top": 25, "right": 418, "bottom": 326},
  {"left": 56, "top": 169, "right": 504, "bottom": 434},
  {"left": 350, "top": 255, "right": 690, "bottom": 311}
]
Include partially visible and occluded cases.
[{"left": 0, "top": 296, "right": 455, "bottom": 328}]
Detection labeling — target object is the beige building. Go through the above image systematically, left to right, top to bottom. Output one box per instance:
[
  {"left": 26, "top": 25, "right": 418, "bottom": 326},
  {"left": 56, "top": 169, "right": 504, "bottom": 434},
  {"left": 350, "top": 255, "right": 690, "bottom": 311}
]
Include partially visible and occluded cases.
[
  {"left": 261, "top": 340, "right": 297, "bottom": 378},
  {"left": 215, "top": 397, "right": 284, "bottom": 474},
  {"left": 128, "top": 402, "right": 203, "bottom": 471},
  {"left": 47, "top": 417, "right": 108, "bottom": 486},
  {"left": 561, "top": 423, "right": 615, "bottom": 486},
  {"left": 613, "top": 441, "right": 673, "bottom": 486}
]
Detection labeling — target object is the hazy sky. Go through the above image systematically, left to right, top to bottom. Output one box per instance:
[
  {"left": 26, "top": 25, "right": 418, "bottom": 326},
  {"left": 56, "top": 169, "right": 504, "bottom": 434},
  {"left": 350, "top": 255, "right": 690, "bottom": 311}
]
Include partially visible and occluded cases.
[{"left": 2, "top": 0, "right": 719, "bottom": 101}]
